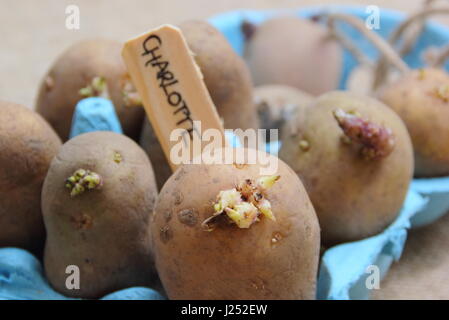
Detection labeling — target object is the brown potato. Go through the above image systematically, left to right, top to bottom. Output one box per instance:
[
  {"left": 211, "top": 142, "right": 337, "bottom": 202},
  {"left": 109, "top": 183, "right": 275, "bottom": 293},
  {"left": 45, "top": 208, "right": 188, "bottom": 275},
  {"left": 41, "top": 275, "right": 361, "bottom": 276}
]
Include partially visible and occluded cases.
[
  {"left": 243, "top": 16, "right": 342, "bottom": 96},
  {"left": 179, "top": 20, "right": 259, "bottom": 130},
  {"left": 35, "top": 39, "right": 144, "bottom": 142},
  {"left": 378, "top": 68, "right": 449, "bottom": 177},
  {"left": 254, "top": 85, "right": 314, "bottom": 140},
  {"left": 280, "top": 91, "right": 413, "bottom": 245},
  {"left": 0, "top": 101, "right": 61, "bottom": 255},
  {"left": 139, "top": 119, "right": 172, "bottom": 191},
  {"left": 42, "top": 131, "right": 158, "bottom": 298},
  {"left": 151, "top": 148, "right": 320, "bottom": 299}
]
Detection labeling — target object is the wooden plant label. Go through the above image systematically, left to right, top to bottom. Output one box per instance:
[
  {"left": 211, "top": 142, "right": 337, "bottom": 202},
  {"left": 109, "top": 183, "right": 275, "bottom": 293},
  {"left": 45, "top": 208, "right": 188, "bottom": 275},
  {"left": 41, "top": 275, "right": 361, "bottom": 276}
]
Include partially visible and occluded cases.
[{"left": 122, "top": 24, "right": 226, "bottom": 170}]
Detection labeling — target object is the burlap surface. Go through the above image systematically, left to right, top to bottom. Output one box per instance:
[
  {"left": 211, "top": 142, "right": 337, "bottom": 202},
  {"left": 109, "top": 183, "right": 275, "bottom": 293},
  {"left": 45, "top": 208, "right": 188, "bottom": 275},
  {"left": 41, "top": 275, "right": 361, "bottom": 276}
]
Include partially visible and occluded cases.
[
  {"left": 1, "top": 0, "right": 448, "bottom": 300},
  {"left": 372, "top": 212, "right": 449, "bottom": 300}
]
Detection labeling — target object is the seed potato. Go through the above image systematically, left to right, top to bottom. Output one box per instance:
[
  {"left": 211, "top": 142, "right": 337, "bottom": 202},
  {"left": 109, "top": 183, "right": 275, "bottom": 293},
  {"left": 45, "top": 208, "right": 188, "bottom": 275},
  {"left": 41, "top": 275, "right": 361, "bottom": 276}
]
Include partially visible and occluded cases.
[
  {"left": 244, "top": 16, "right": 342, "bottom": 96},
  {"left": 36, "top": 39, "right": 144, "bottom": 142},
  {"left": 379, "top": 68, "right": 449, "bottom": 177},
  {"left": 280, "top": 91, "right": 413, "bottom": 245},
  {"left": 0, "top": 101, "right": 61, "bottom": 255},
  {"left": 42, "top": 131, "right": 158, "bottom": 298},
  {"left": 151, "top": 148, "right": 320, "bottom": 299}
]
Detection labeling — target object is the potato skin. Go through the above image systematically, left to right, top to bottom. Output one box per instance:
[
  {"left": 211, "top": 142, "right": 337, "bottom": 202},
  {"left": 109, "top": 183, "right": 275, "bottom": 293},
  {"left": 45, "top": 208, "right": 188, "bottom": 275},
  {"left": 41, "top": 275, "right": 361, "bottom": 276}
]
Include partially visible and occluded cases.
[
  {"left": 244, "top": 16, "right": 342, "bottom": 96},
  {"left": 179, "top": 20, "right": 259, "bottom": 130},
  {"left": 35, "top": 39, "right": 144, "bottom": 142},
  {"left": 378, "top": 68, "right": 449, "bottom": 177},
  {"left": 254, "top": 85, "right": 314, "bottom": 134},
  {"left": 280, "top": 91, "right": 413, "bottom": 245},
  {"left": 0, "top": 101, "right": 61, "bottom": 255},
  {"left": 139, "top": 119, "right": 172, "bottom": 191},
  {"left": 42, "top": 131, "right": 158, "bottom": 298},
  {"left": 152, "top": 149, "right": 320, "bottom": 299}
]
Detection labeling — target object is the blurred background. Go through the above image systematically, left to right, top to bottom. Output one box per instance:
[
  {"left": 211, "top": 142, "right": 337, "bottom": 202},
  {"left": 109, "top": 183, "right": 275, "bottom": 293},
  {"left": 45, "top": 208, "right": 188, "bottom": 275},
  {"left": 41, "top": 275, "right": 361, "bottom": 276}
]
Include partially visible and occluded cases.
[
  {"left": 1, "top": 0, "right": 448, "bottom": 299},
  {"left": 2, "top": 0, "right": 449, "bottom": 107}
]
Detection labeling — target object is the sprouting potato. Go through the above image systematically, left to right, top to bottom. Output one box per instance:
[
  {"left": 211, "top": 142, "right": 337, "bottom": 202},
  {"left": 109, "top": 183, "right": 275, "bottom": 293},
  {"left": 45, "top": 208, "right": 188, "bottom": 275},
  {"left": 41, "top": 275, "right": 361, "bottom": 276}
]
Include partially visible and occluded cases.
[
  {"left": 36, "top": 39, "right": 145, "bottom": 142},
  {"left": 280, "top": 91, "right": 413, "bottom": 245},
  {"left": 42, "top": 131, "right": 158, "bottom": 298},
  {"left": 151, "top": 148, "right": 320, "bottom": 299}
]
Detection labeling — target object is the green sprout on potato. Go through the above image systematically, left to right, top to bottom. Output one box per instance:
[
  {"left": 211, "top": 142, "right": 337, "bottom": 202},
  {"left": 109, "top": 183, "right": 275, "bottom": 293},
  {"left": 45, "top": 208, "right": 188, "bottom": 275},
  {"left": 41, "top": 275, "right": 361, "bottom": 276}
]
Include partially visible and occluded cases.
[
  {"left": 79, "top": 76, "right": 109, "bottom": 99},
  {"left": 122, "top": 78, "right": 142, "bottom": 107},
  {"left": 435, "top": 84, "right": 449, "bottom": 102},
  {"left": 113, "top": 151, "right": 122, "bottom": 164},
  {"left": 65, "top": 169, "right": 103, "bottom": 197},
  {"left": 203, "top": 175, "right": 280, "bottom": 231}
]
